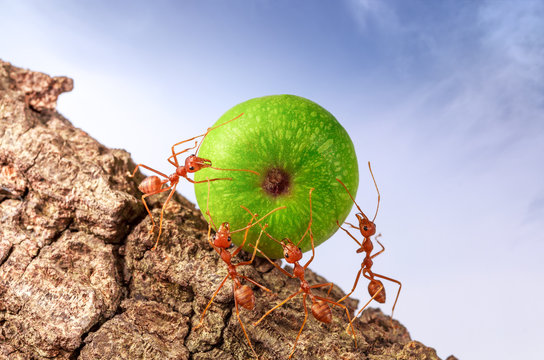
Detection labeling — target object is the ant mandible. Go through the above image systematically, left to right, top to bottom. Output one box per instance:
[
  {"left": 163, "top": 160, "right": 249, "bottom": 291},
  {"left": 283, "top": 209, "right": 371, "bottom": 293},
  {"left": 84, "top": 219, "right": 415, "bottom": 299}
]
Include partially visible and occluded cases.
[
  {"left": 131, "top": 113, "right": 260, "bottom": 250},
  {"left": 336, "top": 162, "right": 402, "bottom": 320},
  {"left": 195, "top": 180, "right": 286, "bottom": 359},
  {"left": 245, "top": 188, "right": 357, "bottom": 359}
]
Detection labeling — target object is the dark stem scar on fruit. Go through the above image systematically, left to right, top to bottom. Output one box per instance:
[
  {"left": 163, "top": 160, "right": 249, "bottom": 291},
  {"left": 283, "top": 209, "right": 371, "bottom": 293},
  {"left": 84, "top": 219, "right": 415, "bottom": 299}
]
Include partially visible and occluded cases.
[{"left": 261, "top": 167, "right": 291, "bottom": 197}]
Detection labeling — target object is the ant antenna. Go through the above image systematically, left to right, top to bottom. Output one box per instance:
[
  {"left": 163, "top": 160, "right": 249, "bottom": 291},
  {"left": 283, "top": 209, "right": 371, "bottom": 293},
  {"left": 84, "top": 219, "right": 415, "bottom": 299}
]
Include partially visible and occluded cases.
[
  {"left": 168, "top": 113, "right": 245, "bottom": 166},
  {"left": 194, "top": 113, "right": 244, "bottom": 155},
  {"left": 201, "top": 162, "right": 260, "bottom": 176},
  {"left": 367, "top": 162, "right": 381, "bottom": 222},
  {"left": 205, "top": 178, "right": 218, "bottom": 231},
  {"left": 336, "top": 178, "right": 369, "bottom": 220},
  {"left": 297, "top": 188, "right": 314, "bottom": 246},
  {"left": 231, "top": 205, "right": 286, "bottom": 234},
  {"left": 240, "top": 206, "right": 286, "bottom": 246}
]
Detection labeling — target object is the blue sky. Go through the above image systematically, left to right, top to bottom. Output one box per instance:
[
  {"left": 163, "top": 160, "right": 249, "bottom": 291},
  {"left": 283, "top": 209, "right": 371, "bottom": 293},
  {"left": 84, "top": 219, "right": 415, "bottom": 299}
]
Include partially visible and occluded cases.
[{"left": 2, "top": 1, "right": 543, "bottom": 359}]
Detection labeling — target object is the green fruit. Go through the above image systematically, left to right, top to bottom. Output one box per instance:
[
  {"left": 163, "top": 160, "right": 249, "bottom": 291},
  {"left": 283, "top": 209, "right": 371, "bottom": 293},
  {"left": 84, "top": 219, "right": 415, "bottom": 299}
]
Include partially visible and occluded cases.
[{"left": 194, "top": 95, "right": 358, "bottom": 259}]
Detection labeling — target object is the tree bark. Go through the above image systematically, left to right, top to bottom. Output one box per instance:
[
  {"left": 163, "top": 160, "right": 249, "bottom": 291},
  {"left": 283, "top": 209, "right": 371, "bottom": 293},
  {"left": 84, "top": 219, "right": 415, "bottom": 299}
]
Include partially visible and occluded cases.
[{"left": 0, "top": 60, "right": 450, "bottom": 360}]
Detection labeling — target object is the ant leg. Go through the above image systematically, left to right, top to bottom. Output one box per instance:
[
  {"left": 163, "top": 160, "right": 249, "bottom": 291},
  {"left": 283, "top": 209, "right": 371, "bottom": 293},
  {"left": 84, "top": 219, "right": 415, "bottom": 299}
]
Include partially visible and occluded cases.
[
  {"left": 170, "top": 112, "right": 245, "bottom": 165},
  {"left": 192, "top": 112, "right": 244, "bottom": 155},
  {"left": 208, "top": 112, "right": 244, "bottom": 130},
  {"left": 169, "top": 123, "right": 227, "bottom": 165},
  {"left": 170, "top": 135, "right": 204, "bottom": 155},
  {"left": 170, "top": 136, "right": 202, "bottom": 155},
  {"left": 168, "top": 140, "right": 199, "bottom": 167},
  {"left": 367, "top": 161, "right": 381, "bottom": 223},
  {"left": 130, "top": 164, "right": 168, "bottom": 179},
  {"left": 207, "top": 166, "right": 260, "bottom": 176},
  {"left": 185, "top": 177, "right": 232, "bottom": 184},
  {"left": 204, "top": 178, "right": 219, "bottom": 233},
  {"left": 336, "top": 178, "right": 366, "bottom": 216},
  {"left": 152, "top": 182, "right": 178, "bottom": 251},
  {"left": 205, "top": 183, "right": 215, "bottom": 250},
  {"left": 141, "top": 187, "right": 173, "bottom": 234},
  {"left": 297, "top": 188, "right": 314, "bottom": 246},
  {"left": 302, "top": 189, "right": 316, "bottom": 269},
  {"left": 141, "top": 193, "right": 156, "bottom": 234},
  {"left": 232, "top": 205, "right": 286, "bottom": 237},
  {"left": 240, "top": 205, "right": 286, "bottom": 246},
  {"left": 204, "top": 207, "right": 221, "bottom": 245},
  {"left": 205, "top": 210, "right": 219, "bottom": 233},
  {"left": 231, "top": 215, "right": 259, "bottom": 258},
  {"left": 336, "top": 221, "right": 363, "bottom": 247},
  {"left": 344, "top": 222, "right": 361, "bottom": 230},
  {"left": 234, "top": 224, "right": 265, "bottom": 261},
  {"left": 206, "top": 225, "right": 216, "bottom": 250},
  {"left": 303, "top": 226, "right": 316, "bottom": 270},
  {"left": 236, "top": 228, "right": 272, "bottom": 293},
  {"left": 303, "top": 229, "right": 315, "bottom": 270},
  {"left": 371, "top": 235, "right": 385, "bottom": 259},
  {"left": 250, "top": 244, "right": 295, "bottom": 279},
  {"left": 337, "top": 266, "right": 363, "bottom": 303},
  {"left": 350, "top": 270, "right": 384, "bottom": 319},
  {"left": 372, "top": 272, "right": 402, "bottom": 319},
  {"left": 194, "top": 274, "right": 230, "bottom": 329},
  {"left": 240, "top": 276, "right": 271, "bottom": 293},
  {"left": 310, "top": 282, "right": 335, "bottom": 297},
  {"left": 233, "top": 283, "right": 259, "bottom": 359},
  {"left": 354, "top": 283, "right": 384, "bottom": 319},
  {"left": 253, "top": 290, "right": 303, "bottom": 326},
  {"left": 288, "top": 294, "right": 308, "bottom": 359},
  {"left": 314, "top": 295, "right": 357, "bottom": 347}
]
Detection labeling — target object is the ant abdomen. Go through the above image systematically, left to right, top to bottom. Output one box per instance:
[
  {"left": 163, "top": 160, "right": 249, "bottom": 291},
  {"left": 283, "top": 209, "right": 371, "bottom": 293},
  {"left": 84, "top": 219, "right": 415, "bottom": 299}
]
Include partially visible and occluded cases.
[
  {"left": 138, "top": 176, "right": 162, "bottom": 193},
  {"left": 368, "top": 280, "right": 386, "bottom": 303},
  {"left": 235, "top": 285, "right": 255, "bottom": 310},
  {"left": 311, "top": 300, "right": 332, "bottom": 323}
]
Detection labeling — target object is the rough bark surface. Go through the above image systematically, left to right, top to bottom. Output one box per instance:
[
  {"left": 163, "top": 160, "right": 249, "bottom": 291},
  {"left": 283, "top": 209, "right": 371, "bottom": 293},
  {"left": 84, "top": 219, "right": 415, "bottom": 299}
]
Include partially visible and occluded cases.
[{"left": 0, "top": 60, "right": 454, "bottom": 360}]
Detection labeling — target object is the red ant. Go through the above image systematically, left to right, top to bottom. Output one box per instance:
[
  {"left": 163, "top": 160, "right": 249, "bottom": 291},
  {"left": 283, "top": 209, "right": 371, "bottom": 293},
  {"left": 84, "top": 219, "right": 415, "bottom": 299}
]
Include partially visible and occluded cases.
[
  {"left": 131, "top": 113, "right": 260, "bottom": 250},
  {"left": 336, "top": 162, "right": 402, "bottom": 320},
  {"left": 195, "top": 180, "right": 286, "bottom": 359},
  {"left": 245, "top": 188, "right": 357, "bottom": 359}
]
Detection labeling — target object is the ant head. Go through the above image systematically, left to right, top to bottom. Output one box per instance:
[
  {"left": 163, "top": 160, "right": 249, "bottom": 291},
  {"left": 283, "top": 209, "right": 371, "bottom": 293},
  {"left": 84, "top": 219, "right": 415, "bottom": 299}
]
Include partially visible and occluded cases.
[
  {"left": 184, "top": 154, "right": 212, "bottom": 173},
  {"left": 356, "top": 213, "right": 376, "bottom": 238},
  {"left": 213, "top": 222, "right": 233, "bottom": 248},
  {"left": 280, "top": 238, "right": 303, "bottom": 263}
]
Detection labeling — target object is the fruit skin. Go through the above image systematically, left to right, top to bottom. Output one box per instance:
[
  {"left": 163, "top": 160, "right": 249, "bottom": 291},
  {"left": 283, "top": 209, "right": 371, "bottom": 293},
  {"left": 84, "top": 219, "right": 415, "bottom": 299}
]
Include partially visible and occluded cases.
[{"left": 194, "top": 95, "right": 358, "bottom": 259}]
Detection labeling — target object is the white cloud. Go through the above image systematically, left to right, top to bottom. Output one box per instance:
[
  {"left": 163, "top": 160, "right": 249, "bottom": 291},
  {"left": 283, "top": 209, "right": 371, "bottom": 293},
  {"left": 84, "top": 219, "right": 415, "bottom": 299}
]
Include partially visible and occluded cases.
[
  {"left": 345, "top": 0, "right": 400, "bottom": 32},
  {"left": 479, "top": 0, "right": 544, "bottom": 78}
]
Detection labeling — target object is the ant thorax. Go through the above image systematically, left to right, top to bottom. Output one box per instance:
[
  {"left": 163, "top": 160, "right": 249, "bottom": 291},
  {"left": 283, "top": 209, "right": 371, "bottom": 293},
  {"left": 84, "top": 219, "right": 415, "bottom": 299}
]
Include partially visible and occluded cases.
[
  {"left": 175, "top": 165, "right": 187, "bottom": 177},
  {"left": 362, "top": 237, "right": 374, "bottom": 253},
  {"left": 220, "top": 247, "right": 232, "bottom": 264},
  {"left": 293, "top": 263, "right": 305, "bottom": 279}
]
